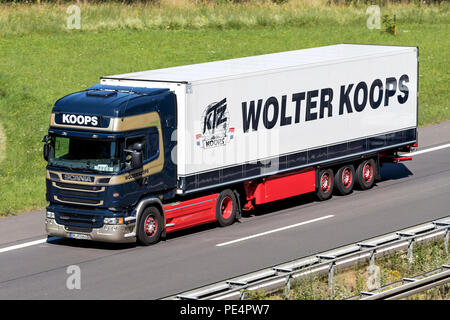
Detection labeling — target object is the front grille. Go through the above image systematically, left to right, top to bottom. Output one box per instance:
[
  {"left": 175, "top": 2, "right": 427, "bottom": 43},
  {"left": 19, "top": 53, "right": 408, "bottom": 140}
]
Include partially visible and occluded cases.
[
  {"left": 53, "top": 182, "right": 105, "bottom": 206},
  {"left": 54, "top": 182, "right": 103, "bottom": 191},
  {"left": 58, "top": 189, "right": 102, "bottom": 198},
  {"left": 56, "top": 196, "right": 102, "bottom": 205},
  {"left": 56, "top": 212, "right": 102, "bottom": 228},
  {"left": 65, "top": 226, "right": 93, "bottom": 233}
]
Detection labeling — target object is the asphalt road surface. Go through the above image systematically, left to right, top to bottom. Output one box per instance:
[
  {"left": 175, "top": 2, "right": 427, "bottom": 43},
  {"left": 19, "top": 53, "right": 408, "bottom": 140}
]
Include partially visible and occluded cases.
[{"left": 0, "top": 122, "right": 449, "bottom": 299}]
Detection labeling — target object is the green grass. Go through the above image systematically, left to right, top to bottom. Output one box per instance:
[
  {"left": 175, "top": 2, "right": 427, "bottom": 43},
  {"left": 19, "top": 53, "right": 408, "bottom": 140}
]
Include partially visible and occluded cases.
[
  {"left": 0, "top": 2, "right": 449, "bottom": 215},
  {"left": 0, "top": 2, "right": 449, "bottom": 35}
]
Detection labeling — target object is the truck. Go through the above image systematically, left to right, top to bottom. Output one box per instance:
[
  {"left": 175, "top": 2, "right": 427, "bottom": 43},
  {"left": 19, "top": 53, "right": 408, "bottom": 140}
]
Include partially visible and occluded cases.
[{"left": 43, "top": 44, "right": 418, "bottom": 245}]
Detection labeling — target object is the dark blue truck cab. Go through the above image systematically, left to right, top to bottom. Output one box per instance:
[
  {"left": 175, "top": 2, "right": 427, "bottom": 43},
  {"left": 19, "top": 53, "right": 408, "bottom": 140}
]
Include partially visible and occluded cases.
[{"left": 44, "top": 84, "right": 177, "bottom": 243}]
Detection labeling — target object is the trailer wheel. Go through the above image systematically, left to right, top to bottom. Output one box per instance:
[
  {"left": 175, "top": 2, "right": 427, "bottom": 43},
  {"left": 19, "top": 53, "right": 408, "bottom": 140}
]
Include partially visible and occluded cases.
[
  {"left": 356, "top": 159, "right": 376, "bottom": 190},
  {"left": 334, "top": 164, "right": 355, "bottom": 195},
  {"left": 316, "top": 169, "right": 334, "bottom": 201},
  {"left": 216, "top": 189, "right": 238, "bottom": 227},
  {"left": 137, "top": 206, "right": 163, "bottom": 246}
]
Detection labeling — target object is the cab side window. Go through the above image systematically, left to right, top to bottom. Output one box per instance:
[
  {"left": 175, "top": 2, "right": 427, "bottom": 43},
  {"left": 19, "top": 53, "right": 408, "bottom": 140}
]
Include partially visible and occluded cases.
[
  {"left": 124, "top": 130, "right": 159, "bottom": 169},
  {"left": 148, "top": 132, "right": 159, "bottom": 160}
]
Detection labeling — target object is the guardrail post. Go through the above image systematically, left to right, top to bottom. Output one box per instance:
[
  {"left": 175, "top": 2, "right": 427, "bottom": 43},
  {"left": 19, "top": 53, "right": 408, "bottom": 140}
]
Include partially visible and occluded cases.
[
  {"left": 434, "top": 221, "right": 449, "bottom": 255},
  {"left": 318, "top": 254, "right": 337, "bottom": 299},
  {"left": 328, "top": 262, "right": 335, "bottom": 298},
  {"left": 284, "top": 274, "right": 292, "bottom": 300},
  {"left": 239, "top": 289, "right": 246, "bottom": 300}
]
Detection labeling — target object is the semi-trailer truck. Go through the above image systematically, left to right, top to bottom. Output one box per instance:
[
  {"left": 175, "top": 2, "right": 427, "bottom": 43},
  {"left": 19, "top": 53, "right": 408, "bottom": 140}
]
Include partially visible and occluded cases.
[{"left": 43, "top": 44, "right": 418, "bottom": 245}]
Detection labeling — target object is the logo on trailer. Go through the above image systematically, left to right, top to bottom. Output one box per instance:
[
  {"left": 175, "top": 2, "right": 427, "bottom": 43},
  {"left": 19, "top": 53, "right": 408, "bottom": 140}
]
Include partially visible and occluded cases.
[{"left": 196, "top": 98, "right": 234, "bottom": 149}]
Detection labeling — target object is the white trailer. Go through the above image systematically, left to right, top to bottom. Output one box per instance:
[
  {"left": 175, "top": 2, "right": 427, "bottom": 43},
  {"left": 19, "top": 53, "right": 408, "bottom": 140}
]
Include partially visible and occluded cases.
[{"left": 101, "top": 44, "right": 418, "bottom": 194}]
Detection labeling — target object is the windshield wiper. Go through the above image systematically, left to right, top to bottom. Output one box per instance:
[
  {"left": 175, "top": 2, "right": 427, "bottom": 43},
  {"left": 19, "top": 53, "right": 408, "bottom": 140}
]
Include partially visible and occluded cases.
[
  {"left": 48, "top": 163, "right": 98, "bottom": 173},
  {"left": 48, "top": 163, "right": 70, "bottom": 171},
  {"left": 75, "top": 167, "right": 103, "bottom": 174}
]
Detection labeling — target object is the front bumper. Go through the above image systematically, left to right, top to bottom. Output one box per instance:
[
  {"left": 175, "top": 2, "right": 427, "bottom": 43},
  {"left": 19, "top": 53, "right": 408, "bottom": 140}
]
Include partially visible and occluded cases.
[{"left": 45, "top": 218, "right": 136, "bottom": 243}]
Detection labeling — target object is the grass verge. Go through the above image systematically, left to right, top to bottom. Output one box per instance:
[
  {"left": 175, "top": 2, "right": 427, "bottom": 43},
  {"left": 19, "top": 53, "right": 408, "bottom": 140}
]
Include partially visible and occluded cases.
[
  {"left": 0, "top": 1, "right": 448, "bottom": 35},
  {"left": 247, "top": 238, "right": 450, "bottom": 300}
]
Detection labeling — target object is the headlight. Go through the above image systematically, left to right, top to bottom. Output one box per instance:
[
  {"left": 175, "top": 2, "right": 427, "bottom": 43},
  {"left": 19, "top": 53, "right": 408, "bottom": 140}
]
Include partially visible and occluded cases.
[
  {"left": 46, "top": 211, "right": 55, "bottom": 219},
  {"left": 103, "top": 217, "right": 123, "bottom": 225}
]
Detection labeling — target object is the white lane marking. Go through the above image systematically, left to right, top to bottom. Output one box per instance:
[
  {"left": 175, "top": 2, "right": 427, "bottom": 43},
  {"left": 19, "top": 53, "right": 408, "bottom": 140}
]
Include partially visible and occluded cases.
[
  {"left": 402, "top": 143, "right": 450, "bottom": 157},
  {"left": 216, "top": 215, "right": 334, "bottom": 247},
  {"left": 0, "top": 237, "right": 58, "bottom": 254}
]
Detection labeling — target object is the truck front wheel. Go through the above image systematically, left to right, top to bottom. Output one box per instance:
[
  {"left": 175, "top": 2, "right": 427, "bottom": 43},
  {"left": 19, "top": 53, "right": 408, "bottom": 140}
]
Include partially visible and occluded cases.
[
  {"left": 216, "top": 189, "right": 238, "bottom": 227},
  {"left": 137, "top": 206, "right": 163, "bottom": 246}
]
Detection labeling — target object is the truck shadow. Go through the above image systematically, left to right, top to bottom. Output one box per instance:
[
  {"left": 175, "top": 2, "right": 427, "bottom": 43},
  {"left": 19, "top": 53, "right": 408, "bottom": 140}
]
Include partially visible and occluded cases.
[
  {"left": 379, "top": 162, "right": 414, "bottom": 181},
  {"left": 46, "top": 236, "right": 136, "bottom": 250}
]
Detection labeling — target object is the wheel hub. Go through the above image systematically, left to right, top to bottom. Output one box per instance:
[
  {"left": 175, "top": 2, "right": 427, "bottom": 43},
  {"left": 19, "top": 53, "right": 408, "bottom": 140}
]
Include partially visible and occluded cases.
[
  {"left": 363, "top": 164, "right": 373, "bottom": 182},
  {"left": 342, "top": 168, "right": 352, "bottom": 187},
  {"left": 321, "top": 173, "right": 330, "bottom": 192},
  {"left": 221, "top": 197, "right": 233, "bottom": 219},
  {"left": 145, "top": 216, "right": 157, "bottom": 236}
]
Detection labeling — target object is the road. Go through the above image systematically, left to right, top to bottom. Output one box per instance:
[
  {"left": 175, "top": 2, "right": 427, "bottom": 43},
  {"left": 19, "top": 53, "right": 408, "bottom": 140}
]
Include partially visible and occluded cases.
[{"left": 0, "top": 122, "right": 449, "bottom": 299}]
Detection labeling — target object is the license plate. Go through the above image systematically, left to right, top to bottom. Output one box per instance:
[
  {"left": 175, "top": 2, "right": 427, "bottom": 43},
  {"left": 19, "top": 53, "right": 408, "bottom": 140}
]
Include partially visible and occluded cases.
[{"left": 69, "top": 233, "right": 90, "bottom": 240}]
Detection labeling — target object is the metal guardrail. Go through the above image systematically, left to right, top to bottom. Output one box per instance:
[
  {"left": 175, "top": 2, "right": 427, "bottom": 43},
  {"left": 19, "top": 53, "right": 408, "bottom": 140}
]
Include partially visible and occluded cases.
[
  {"left": 164, "top": 216, "right": 450, "bottom": 300},
  {"left": 352, "top": 265, "right": 450, "bottom": 300}
]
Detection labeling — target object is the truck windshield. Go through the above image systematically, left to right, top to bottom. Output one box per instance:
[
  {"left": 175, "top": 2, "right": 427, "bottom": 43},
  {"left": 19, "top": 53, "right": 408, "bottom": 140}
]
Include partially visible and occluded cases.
[{"left": 48, "top": 136, "right": 121, "bottom": 173}]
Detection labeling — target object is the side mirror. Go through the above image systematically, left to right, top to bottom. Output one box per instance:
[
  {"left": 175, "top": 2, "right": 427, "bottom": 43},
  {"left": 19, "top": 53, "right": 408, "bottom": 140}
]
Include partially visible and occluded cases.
[
  {"left": 42, "top": 135, "right": 50, "bottom": 162},
  {"left": 130, "top": 143, "right": 143, "bottom": 169},
  {"left": 43, "top": 144, "right": 49, "bottom": 162},
  {"left": 130, "top": 150, "right": 142, "bottom": 169}
]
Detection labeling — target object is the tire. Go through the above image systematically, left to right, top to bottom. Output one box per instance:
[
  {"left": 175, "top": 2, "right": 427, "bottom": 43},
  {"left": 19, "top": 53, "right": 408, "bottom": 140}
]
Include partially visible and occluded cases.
[
  {"left": 355, "top": 159, "right": 377, "bottom": 190},
  {"left": 334, "top": 164, "right": 355, "bottom": 196},
  {"left": 316, "top": 169, "right": 334, "bottom": 201},
  {"left": 216, "top": 189, "right": 238, "bottom": 227},
  {"left": 137, "top": 206, "right": 163, "bottom": 246}
]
